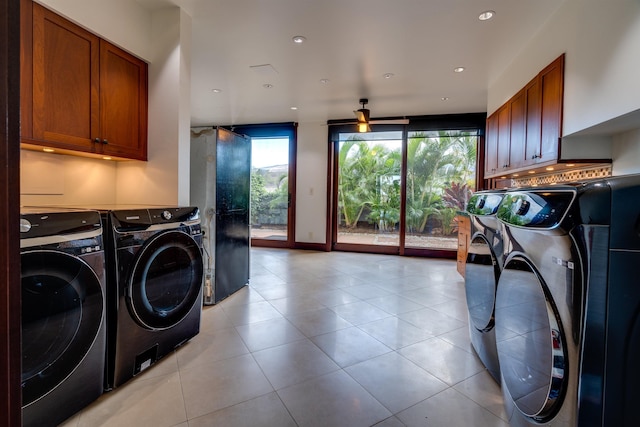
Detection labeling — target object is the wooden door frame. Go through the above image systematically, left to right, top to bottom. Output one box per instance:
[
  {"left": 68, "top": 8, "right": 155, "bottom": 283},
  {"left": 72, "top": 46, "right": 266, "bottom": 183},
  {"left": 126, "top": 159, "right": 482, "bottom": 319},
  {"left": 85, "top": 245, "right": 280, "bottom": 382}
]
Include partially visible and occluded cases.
[
  {"left": 1, "top": 0, "right": 22, "bottom": 424},
  {"left": 235, "top": 123, "right": 297, "bottom": 249}
]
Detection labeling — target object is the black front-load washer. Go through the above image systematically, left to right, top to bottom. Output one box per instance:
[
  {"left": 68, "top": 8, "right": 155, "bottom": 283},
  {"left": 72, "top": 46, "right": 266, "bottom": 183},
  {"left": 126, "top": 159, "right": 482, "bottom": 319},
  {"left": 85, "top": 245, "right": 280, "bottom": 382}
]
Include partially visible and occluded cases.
[
  {"left": 102, "top": 206, "right": 204, "bottom": 389},
  {"left": 20, "top": 208, "right": 106, "bottom": 427}
]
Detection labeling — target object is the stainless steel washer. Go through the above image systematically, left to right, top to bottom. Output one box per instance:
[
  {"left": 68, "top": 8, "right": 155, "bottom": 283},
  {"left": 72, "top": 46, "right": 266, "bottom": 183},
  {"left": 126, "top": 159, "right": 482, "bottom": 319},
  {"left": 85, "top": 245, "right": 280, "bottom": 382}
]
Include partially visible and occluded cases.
[
  {"left": 495, "top": 176, "right": 640, "bottom": 426},
  {"left": 464, "top": 190, "right": 505, "bottom": 382}
]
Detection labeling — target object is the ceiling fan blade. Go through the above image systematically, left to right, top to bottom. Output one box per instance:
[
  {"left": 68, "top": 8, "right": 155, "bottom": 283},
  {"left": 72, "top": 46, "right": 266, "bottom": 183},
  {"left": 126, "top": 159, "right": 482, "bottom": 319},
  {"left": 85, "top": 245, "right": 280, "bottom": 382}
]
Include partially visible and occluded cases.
[{"left": 369, "top": 118, "right": 410, "bottom": 125}]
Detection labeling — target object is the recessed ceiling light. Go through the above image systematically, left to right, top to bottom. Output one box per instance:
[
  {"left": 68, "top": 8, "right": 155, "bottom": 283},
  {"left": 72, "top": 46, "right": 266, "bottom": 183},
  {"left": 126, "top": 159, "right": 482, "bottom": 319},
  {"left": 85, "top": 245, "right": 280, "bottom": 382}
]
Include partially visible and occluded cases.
[
  {"left": 478, "top": 10, "right": 495, "bottom": 21},
  {"left": 292, "top": 35, "right": 306, "bottom": 44},
  {"left": 454, "top": 67, "right": 465, "bottom": 73},
  {"left": 383, "top": 73, "right": 394, "bottom": 79},
  {"left": 320, "top": 78, "right": 330, "bottom": 84},
  {"left": 263, "top": 83, "right": 273, "bottom": 89},
  {"left": 211, "top": 88, "right": 222, "bottom": 93},
  {"left": 441, "top": 97, "right": 449, "bottom": 101},
  {"left": 290, "top": 106, "right": 298, "bottom": 110},
  {"left": 42, "top": 148, "right": 55, "bottom": 153},
  {"left": 102, "top": 156, "right": 112, "bottom": 160},
  {"left": 566, "top": 163, "right": 575, "bottom": 167},
  {"left": 546, "top": 167, "right": 555, "bottom": 171},
  {"left": 528, "top": 170, "right": 536, "bottom": 174},
  {"left": 512, "top": 174, "right": 519, "bottom": 177},
  {"left": 500, "top": 176, "right": 507, "bottom": 179}
]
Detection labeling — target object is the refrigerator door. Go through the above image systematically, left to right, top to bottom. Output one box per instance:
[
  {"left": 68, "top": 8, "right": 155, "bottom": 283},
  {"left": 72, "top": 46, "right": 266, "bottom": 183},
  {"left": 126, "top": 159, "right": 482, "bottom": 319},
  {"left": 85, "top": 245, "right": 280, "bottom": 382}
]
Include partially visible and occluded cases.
[{"left": 214, "top": 127, "right": 251, "bottom": 302}]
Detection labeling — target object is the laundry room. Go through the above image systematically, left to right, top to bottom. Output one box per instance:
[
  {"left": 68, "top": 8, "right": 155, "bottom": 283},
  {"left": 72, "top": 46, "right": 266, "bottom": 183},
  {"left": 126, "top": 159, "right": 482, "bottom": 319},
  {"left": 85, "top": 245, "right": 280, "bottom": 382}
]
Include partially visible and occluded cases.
[{"left": 5, "top": 0, "right": 640, "bottom": 426}]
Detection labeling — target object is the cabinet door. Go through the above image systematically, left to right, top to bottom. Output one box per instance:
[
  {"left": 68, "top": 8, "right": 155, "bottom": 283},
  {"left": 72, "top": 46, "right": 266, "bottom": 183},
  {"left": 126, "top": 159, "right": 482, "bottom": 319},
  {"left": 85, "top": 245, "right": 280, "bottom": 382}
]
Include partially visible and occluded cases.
[
  {"left": 32, "top": 3, "right": 99, "bottom": 151},
  {"left": 99, "top": 40, "right": 148, "bottom": 160},
  {"left": 539, "top": 57, "right": 563, "bottom": 162},
  {"left": 524, "top": 78, "right": 541, "bottom": 165},
  {"left": 509, "top": 89, "right": 526, "bottom": 170},
  {"left": 497, "top": 104, "right": 511, "bottom": 174},
  {"left": 485, "top": 113, "right": 499, "bottom": 176}
]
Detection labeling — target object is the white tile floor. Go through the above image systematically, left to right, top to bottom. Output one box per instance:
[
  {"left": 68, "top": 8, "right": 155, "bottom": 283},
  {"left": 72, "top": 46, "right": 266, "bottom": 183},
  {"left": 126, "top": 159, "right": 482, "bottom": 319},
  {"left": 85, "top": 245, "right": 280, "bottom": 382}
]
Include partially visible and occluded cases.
[{"left": 61, "top": 248, "right": 508, "bottom": 427}]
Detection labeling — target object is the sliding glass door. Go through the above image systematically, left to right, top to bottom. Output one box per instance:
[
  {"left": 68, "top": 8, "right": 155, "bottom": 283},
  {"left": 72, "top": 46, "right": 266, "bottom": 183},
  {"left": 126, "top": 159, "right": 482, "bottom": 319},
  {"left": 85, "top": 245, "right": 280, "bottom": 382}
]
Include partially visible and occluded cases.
[
  {"left": 330, "top": 119, "right": 479, "bottom": 256},
  {"left": 404, "top": 130, "right": 477, "bottom": 251},
  {"left": 335, "top": 131, "right": 403, "bottom": 251}
]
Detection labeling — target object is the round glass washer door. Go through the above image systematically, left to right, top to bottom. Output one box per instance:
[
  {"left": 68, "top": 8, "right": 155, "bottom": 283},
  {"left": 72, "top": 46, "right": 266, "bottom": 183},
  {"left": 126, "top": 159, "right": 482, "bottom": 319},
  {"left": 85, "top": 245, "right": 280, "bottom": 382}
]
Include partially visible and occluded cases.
[
  {"left": 127, "top": 230, "right": 203, "bottom": 330},
  {"left": 465, "top": 234, "right": 500, "bottom": 332},
  {"left": 21, "top": 250, "right": 104, "bottom": 406},
  {"left": 495, "top": 257, "right": 567, "bottom": 422}
]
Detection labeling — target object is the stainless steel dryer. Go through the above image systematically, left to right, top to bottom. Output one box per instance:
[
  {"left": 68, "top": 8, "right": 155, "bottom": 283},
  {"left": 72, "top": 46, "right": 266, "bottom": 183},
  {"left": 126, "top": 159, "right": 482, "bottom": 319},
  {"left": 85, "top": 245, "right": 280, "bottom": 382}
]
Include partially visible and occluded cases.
[
  {"left": 494, "top": 175, "right": 640, "bottom": 426},
  {"left": 464, "top": 190, "right": 505, "bottom": 382},
  {"left": 102, "top": 206, "right": 204, "bottom": 388},
  {"left": 20, "top": 208, "right": 106, "bottom": 427}
]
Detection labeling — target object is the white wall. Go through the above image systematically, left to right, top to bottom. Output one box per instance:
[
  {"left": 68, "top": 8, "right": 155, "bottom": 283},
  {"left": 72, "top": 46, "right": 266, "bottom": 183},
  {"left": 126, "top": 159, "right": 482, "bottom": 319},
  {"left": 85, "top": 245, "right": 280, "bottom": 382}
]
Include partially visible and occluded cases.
[
  {"left": 488, "top": 0, "right": 640, "bottom": 137},
  {"left": 116, "top": 7, "right": 192, "bottom": 206},
  {"left": 295, "top": 122, "right": 328, "bottom": 244},
  {"left": 612, "top": 129, "right": 640, "bottom": 176},
  {"left": 20, "top": 150, "right": 117, "bottom": 205}
]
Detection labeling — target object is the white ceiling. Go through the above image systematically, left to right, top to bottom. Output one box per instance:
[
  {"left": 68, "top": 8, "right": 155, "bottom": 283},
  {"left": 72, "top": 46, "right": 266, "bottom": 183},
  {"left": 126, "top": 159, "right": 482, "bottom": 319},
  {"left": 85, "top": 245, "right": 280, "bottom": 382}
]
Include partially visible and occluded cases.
[{"left": 136, "top": 0, "right": 565, "bottom": 127}]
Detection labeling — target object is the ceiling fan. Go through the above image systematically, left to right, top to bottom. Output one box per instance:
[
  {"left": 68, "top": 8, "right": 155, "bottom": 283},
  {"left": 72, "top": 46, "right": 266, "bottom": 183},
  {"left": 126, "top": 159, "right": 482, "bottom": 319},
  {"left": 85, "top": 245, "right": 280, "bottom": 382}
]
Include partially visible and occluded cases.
[{"left": 352, "top": 98, "right": 409, "bottom": 132}]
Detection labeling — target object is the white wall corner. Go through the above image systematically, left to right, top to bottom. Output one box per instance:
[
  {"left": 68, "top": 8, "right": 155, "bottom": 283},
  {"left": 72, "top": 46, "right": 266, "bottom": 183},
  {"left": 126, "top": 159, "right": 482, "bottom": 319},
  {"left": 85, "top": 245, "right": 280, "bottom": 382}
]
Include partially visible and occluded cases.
[{"left": 116, "top": 7, "right": 184, "bottom": 205}]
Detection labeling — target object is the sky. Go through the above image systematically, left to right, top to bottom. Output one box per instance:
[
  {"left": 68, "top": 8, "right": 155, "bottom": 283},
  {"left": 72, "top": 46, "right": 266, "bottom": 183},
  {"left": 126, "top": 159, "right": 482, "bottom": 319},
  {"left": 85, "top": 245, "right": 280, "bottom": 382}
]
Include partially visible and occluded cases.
[{"left": 251, "top": 137, "right": 289, "bottom": 168}]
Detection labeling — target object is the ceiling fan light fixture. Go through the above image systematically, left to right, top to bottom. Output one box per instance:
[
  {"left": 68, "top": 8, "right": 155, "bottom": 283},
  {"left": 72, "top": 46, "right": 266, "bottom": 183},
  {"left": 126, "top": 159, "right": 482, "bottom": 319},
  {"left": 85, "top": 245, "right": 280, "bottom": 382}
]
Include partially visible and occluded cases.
[
  {"left": 292, "top": 35, "right": 307, "bottom": 44},
  {"left": 454, "top": 67, "right": 465, "bottom": 73},
  {"left": 357, "top": 122, "right": 370, "bottom": 133}
]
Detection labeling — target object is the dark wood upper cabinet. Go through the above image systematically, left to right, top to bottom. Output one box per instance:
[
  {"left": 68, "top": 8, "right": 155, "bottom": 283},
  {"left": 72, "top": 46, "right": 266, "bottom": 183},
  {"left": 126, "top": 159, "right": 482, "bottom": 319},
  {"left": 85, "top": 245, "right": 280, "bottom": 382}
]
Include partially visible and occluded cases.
[
  {"left": 22, "top": 2, "right": 148, "bottom": 160},
  {"left": 99, "top": 40, "right": 148, "bottom": 160},
  {"left": 484, "top": 54, "right": 564, "bottom": 178},
  {"left": 539, "top": 57, "right": 563, "bottom": 162},
  {"left": 524, "top": 78, "right": 541, "bottom": 165},
  {"left": 497, "top": 104, "right": 511, "bottom": 173},
  {"left": 485, "top": 110, "right": 499, "bottom": 176}
]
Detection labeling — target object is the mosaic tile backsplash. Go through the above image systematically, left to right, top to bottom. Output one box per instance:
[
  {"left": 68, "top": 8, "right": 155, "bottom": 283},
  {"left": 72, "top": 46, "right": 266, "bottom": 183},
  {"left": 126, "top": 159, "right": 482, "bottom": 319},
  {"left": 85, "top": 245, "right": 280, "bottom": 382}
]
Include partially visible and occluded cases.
[{"left": 511, "top": 165, "right": 612, "bottom": 187}]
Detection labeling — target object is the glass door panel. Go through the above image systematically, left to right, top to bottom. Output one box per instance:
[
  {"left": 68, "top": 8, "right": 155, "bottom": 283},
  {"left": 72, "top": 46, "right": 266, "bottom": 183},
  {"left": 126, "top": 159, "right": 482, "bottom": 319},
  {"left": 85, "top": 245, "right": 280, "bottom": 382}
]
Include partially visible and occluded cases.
[
  {"left": 404, "top": 130, "right": 477, "bottom": 250},
  {"left": 336, "top": 131, "right": 402, "bottom": 247},
  {"left": 250, "top": 137, "right": 290, "bottom": 241}
]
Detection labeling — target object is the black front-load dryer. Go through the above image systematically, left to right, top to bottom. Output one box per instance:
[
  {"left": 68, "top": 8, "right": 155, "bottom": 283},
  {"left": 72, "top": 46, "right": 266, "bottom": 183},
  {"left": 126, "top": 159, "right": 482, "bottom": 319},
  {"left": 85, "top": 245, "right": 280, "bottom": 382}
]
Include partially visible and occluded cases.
[
  {"left": 464, "top": 190, "right": 505, "bottom": 382},
  {"left": 103, "top": 206, "right": 204, "bottom": 389},
  {"left": 20, "top": 208, "right": 106, "bottom": 427}
]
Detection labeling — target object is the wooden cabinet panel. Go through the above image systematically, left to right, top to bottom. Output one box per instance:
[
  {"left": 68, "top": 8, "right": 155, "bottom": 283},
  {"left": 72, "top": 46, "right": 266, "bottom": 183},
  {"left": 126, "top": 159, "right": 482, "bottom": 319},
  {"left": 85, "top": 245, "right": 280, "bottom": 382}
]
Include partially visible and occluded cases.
[
  {"left": 23, "top": 2, "right": 148, "bottom": 160},
  {"left": 32, "top": 3, "right": 99, "bottom": 151},
  {"left": 100, "top": 40, "right": 148, "bottom": 160},
  {"left": 539, "top": 58, "right": 563, "bottom": 163},
  {"left": 524, "top": 78, "right": 541, "bottom": 165},
  {"left": 509, "top": 88, "right": 526, "bottom": 170},
  {"left": 497, "top": 104, "right": 511, "bottom": 173},
  {"left": 485, "top": 113, "right": 499, "bottom": 176},
  {"left": 456, "top": 215, "right": 470, "bottom": 278}
]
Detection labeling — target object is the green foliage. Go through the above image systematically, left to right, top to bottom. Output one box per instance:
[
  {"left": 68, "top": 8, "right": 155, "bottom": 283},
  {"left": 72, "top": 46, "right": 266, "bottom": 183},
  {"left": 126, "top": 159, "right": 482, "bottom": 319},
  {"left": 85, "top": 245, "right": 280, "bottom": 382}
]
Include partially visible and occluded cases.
[{"left": 337, "top": 130, "right": 477, "bottom": 237}]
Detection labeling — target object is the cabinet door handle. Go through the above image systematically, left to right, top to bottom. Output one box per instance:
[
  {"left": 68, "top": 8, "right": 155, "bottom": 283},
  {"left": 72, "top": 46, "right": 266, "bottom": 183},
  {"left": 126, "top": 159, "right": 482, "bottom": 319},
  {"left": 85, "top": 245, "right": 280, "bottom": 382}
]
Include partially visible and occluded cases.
[
  {"left": 94, "top": 138, "right": 100, "bottom": 143},
  {"left": 102, "top": 139, "right": 108, "bottom": 144}
]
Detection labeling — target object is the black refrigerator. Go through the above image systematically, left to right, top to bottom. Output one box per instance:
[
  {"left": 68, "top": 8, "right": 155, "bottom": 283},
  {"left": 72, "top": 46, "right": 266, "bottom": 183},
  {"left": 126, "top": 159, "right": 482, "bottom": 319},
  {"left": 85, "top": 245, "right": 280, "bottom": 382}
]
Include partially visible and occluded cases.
[{"left": 190, "top": 127, "right": 250, "bottom": 304}]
